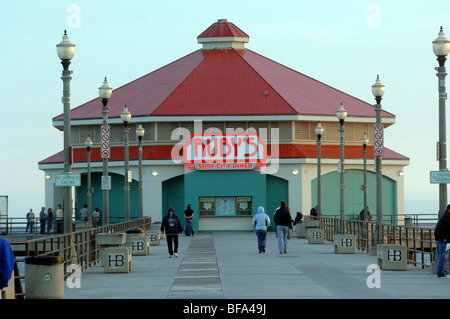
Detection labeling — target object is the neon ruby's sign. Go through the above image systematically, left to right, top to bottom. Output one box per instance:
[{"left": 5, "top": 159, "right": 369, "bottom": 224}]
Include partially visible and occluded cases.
[{"left": 183, "top": 133, "right": 267, "bottom": 170}]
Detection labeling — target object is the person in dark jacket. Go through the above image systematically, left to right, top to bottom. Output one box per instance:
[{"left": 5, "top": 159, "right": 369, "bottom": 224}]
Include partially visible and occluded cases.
[
  {"left": 274, "top": 200, "right": 292, "bottom": 254},
  {"left": 183, "top": 204, "right": 195, "bottom": 237},
  {"left": 434, "top": 204, "right": 450, "bottom": 277},
  {"left": 160, "top": 207, "right": 184, "bottom": 258},
  {"left": 0, "top": 237, "right": 15, "bottom": 291}
]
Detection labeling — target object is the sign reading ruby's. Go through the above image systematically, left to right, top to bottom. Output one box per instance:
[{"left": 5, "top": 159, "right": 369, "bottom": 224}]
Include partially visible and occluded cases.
[{"left": 184, "top": 133, "right": 266, "bottom": 170}]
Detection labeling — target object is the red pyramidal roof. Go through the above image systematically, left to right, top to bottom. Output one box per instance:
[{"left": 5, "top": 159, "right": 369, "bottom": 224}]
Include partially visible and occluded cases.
[
  {"left": 54, "top": 19, "right": 394, "bottom": 121},
  {"left": 197, "top": 19, "right": 249, "bottom": 39}
]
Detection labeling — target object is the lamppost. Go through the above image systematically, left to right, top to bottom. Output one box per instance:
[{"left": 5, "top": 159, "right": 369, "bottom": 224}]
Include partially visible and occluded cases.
[
  {"left": 433, "top": 26, "right": 450, "bottom": 217},
  {"left": 56, "top": 30, "right": 75, "bottom": 233},
  {"left": 372, "top": 75, "right": 385, "bottom": 226},
  {"left": 99, "top": 78, "right": 112, "bottom": 225},
  {"left": 336, "top": 103, "right": 347, "bottom": 225},
  {"left": 121, "top": 106, "right": 132, "bottom": 221},
  {"left": 315, "top": 122, "right": 324, "bottom": 218},
  {"left": 136, "top": 124, "right": 145, "bottom": 219},
  {"left": 361, "top": 133, "right": 369, "bottom": 222},
  {"left": 85, "top": 136, "right": 93, "bottom": 226}
]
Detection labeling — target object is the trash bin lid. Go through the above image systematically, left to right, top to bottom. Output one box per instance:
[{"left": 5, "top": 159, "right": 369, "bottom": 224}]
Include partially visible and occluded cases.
[
  {"left": 126, "top": 227, "right": 144, "bottom": 234},
  {"left": 25, "top": 256, "right": 64, "bottom": 265}
]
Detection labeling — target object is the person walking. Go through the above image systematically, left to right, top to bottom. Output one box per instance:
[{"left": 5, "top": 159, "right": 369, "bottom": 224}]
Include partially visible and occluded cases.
[
  {"left": 274, "top": 200, "right": 292, "bottom": 254},
  {"left": 55, "top": 204, "right": 63, "bottom": 233},
  {"left": 79, "top": 204, "right": 89, "bottom": 222},
  {"left": 183, "top": 204, "right": 195, "bottom": 237},
  {"left": 434, "top": 204, "right": 450, "bottom": 278},
  {"left": 252, "top": 206, "right": 270, "bottom": 253},
  {"left": 39, "top": 207, "right": 47, "bottom": 234},
  {"left": 160, "top": 207, "right": 184, "bottom": 258},
  {"left": 46, "top": 208, "right": 53, "bottom": 233},
  {"left": 92, "top": 208, "right": 101, "bottom": 227},
  {"left": 25, "top": 209, "right": 35, "bottom": 233}
]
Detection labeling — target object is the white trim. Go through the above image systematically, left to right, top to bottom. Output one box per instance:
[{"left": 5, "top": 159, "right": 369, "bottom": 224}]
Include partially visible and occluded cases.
[{"left": 52, "top": 114, "right": 395, "bottom": 128}]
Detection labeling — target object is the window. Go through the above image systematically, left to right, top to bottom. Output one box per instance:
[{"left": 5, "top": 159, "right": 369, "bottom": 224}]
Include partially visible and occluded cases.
[{"left": 199, "top": 196, "right": 252, "bottom": 216}]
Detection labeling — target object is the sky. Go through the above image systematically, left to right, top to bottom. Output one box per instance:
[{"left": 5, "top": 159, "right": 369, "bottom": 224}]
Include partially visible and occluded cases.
[{"left": 1, "top": 0, "right": 449, "bottom": 218}]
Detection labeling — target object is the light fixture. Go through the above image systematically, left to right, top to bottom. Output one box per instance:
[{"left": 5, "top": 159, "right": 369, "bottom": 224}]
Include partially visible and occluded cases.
[
  {"left": 433, "top": 26, "right": 450, "bottom": 58},
  {"left": 56, "top": 30, "right": 75, "bottom": 61},
  {"left": 371, "top": 75, "right": 385, "bottom": 99},
  {"left": 99, "top": 77, "right": 112, "bottom": 100},
  {"left": 336, "top": 103, "right": 347, "bottom": 124},
  {"left": 121, "top": 105, "right": 131, "bottom": 125},
  {"left": 315, "top": 122, "right": 324, "bottom": 138},
  {"left": 136, "top": 124, "right": 145, "bottom": 139},
  {"left": 361, "top": 133, "right": 369, "bottom": 146},
  {"left": 84, "top": 135, "right": 92, "bottom": 149},
  {"left": 291, "top": 169, "right": 299, "bottom": 176},
  {"left": 152, "top": 170, "right": 159, "bottom": 177},
  {"left": 45, "top": 174, "right": 51, "bottom": 180}
]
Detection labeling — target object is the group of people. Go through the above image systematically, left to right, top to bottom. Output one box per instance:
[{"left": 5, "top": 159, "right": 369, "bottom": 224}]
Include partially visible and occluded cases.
[
  {"left": 252, "top": 200, "right": 300, "bottom": 254},
  {"left": 25, "top": 204, "right": 63, "bottom": 234},
  {"left": 78, "top": 204, "right": 101, "bottom": 227},
  {"left": 159, "top": 204, "right": 195, "bottom": 258}
]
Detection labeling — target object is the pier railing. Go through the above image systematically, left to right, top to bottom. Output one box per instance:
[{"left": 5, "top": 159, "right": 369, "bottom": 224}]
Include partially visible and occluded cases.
[
  {"left": 319, "top": 217, "right": 436, "bottom": 270},
  {"left": 8, "top": 218, "right": 152, "bottom": 299}
]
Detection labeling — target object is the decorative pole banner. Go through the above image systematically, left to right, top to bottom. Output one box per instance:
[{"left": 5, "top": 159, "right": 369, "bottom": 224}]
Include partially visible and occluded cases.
[
  {"left": 373, "top": 123, "right": 384, "bottom": 157},
  {"left": 101, "top": 125, "right": 111, "bottom": 158},
  {"left": 183, "top": 133, "right": 267, "bottom": 170}
]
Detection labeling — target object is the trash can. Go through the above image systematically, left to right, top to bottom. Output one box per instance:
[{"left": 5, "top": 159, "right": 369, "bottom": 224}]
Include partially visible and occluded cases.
[
  {"left": 404, "top": 216, "right": 412, "bottom": 226},
  {"left": 126, "top": 227, "right": 144, "bottom": 234},
  {"left": 25, "top": 256, "right": 64, "bottom": 299}
]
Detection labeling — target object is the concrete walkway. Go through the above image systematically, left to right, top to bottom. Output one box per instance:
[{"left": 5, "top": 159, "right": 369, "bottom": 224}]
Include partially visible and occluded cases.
[{"left": 63, "top": 232, "right": 449, "bottom": 299}]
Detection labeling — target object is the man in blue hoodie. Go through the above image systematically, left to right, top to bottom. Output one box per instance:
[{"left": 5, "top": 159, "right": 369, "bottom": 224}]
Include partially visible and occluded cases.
[
  {"left": 252, "top": 206, "right": 270, "bottom": 253},
  {"left": 160, "top": 208, "right": 184, "bottom": 258},
  {"left": 0, "top": 237, "right": 15, "bottom": 292}
]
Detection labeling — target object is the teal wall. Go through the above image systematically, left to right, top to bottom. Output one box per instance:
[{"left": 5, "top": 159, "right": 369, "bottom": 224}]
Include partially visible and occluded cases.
[
  {"left": 311, "top": 169, "right": 396, "bottom": 221},
  {"left": 160, "top": 170, "right": 290, "bottom": 232},
  {"left": 78, "top": 172, "right": 140, "bottom": 223},
  {"left": 266, "top": 174, "right": 289, "bottom": 230},
  {"left": 162, "top": 175, "right": 186, "bottom": 223}
]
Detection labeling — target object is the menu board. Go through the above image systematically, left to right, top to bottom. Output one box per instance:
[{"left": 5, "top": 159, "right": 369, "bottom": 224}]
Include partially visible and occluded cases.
[{"left": 215, "top": 197, "right": 236, "bottom": 216}]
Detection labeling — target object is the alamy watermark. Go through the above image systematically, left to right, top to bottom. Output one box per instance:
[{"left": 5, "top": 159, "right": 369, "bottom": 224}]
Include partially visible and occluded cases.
[
  {"left": 66, "top": 4, "right": 81, "bottom": 29},
  {"left": 366, "top": 4, "right": 381, "bottom": 29},
  {"left": 366, "top": 264, "right": 381, "bottom": 288}
]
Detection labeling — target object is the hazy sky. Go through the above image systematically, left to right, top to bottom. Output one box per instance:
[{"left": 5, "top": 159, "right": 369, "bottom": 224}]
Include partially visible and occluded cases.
[{"left": 1, "top": 0, "right": 449, "bottom": 217}]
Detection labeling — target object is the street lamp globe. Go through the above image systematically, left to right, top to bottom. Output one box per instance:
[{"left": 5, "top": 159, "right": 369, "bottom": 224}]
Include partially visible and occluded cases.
[
  {"left": 433, "top": 26, "right": 450, "bottom": 58},
  {"left": 56, "top": 30, "right": 75, "bottom": 61},
  {"left": 371, "top": 75, "right": 385, "bottom": 99},
  {"left": 99, "top": 77, "right": 112, "bottom": 100},
  {"left": 336, "top": 103, "right": 347, "bottom": 123},
  {"left": 121, "top": 105, "right": 131, "bottom": 125},
  {"left": 315, "top": 122, "right": 324, "bottom": 138},
  {"left": 136, "top": 124, "right": 145, "bottom": 139},
  {"left": 361, "top": 133, "right": 369, "bottom": 146},
  {"left": 85, "top": 136, "right": 92, "bottom": 148}
]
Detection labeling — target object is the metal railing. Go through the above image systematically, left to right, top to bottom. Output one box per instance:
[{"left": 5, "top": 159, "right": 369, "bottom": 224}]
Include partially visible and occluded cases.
[
  {"left": 8, "top": 217, "right": 152, "bottom": 299},
  {"left": 319, "top": 217, "right": 436, "bottom": 270}
]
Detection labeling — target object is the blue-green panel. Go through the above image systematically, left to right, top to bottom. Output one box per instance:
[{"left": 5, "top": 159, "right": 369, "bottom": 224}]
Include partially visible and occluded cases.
[
  {"left": 311, "top": 169, "right": 396, "bottom": 221},
  {"left": 183, "top": 170, "right": 267, "bottom": 231},
  {"left": 78, "top": 172, "right": 140, "bottom": 223},
  {"left": 162, "top": 175, "right": 185, "bottom": 222},
  {"left": 266, "top": 175, "right": 289, "bottom": 231}
]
